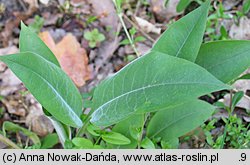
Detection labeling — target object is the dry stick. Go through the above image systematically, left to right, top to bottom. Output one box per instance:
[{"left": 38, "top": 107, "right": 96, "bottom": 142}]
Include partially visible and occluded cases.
[
  {"left": 123, "top": 14, "right": 155, "bottom": 43},
  {"left": 0, "top": 134, "right": 21, "bottom": 149}
]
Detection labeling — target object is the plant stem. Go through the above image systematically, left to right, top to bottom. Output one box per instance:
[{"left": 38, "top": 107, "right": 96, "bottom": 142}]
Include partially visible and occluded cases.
[
  {"left": 113, "top": 0, "right": 140, "bottom": 57},
  {"left": 76, "top": 117, "right": 91, "bottom": 137},
  {"left": 0, "top": 134, "right": 21, "bottom": 149}
]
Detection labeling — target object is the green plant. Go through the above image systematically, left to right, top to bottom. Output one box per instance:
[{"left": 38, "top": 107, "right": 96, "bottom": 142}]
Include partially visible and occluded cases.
[
  {"left": 1, "top": 1, "right": 250, "bottom": 149},
  {"left": 206, "top": 2, "right": 231, "bottom": 41},
  {"left": 29, "top": 15, "right": 45, "bottom": 33},
  {"left": 120, "top": 27, "right": 146, "bottom": 46},
  {"left": 84, "top": 29, "right": 105, "bottom": 48},
  {"left": 202, "top": 91, "right": 250, "bottom": 149}
]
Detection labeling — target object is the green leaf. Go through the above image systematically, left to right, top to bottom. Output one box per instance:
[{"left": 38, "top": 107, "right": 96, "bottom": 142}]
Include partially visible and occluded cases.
[
  {"left": 152, "top": 0, "right": 210, "bottom": 62},
  {"left": 176, "top": 0, "right": 194, "bottom": 12},
  {"left": 243, "top": 0, "right": 250, "bottom": 14},
  {"left": 20, "top": 22, "right": 60, "bottom": 66},
  {"left": 84, "top": 31, "right": 93, "bottom": 40},
  {"left": 96, "top": 33, "right": 105, "bottom": 42},
  {"left": 134, "top": 36, "right": 146, "bottom": 43},
  {"left": 196, "top": 40, "right": 250, "bottom": 83},
  {"left": 90, "top": 51, "right": 229, "bottom": 127},
  {"left": 0, "top": 52, "right": 83, "bottom": 128},
  {"left": 231, "top": 91, "right": 244, "bottom": 111},
  {"left": 147, "top": 100, "right": 215, "bottom": 140},
  {"left": 111, "top": 115, "right": 144, "bottom": 149},
  {"left": 47, "top": 116, "right": 71, "bottom": 147},
  {"left": 2, "top": 121, "right": 41, "bottom": 147},
  {"left": 87, "top": 124, "right": 101, "bottom": 136},
  {"left": 101, "top": 132, "right": 131, "bottom": 145},
  {"left": 41, "top": 133, "right": 59, "bottom": 149},
  {"left": 72, "top": 137, "right": 93, "bottom": 149},
  {"left": 141, "top": 137, "right": 155, "bottom": 149},
  {"left": 161, "top": 138, "right": 179, "bottom": 149}
]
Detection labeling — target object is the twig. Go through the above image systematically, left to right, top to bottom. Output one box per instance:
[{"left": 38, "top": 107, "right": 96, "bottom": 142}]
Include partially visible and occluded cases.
[
  {"left": 113, "top": 0, "right": 140, "bottom": 57},
  {"left": 134, "top": 0, "right": 141, "bottom": 16},
  {"left": 123, "top": 14, "right": 155, "bottom": 42}
]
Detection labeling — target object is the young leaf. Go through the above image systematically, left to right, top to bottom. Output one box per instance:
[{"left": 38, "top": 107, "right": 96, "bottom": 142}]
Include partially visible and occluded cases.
[
  {"left": 152, "top": 0, "right": 210, "bottom": 62},
  {"left": 176, "top": 0, "right": 194, "bottom": 12},
  {"left": 243, "top": 0, "right": 250, "bottom": 14},
  {"left": 19, "top": 22, "right": 60, "bottom": 66},
  {"left": 196, "top": 40, "right": 250, "bottom": 83},
  {"left": 90, "top": 51, "right": 229, "bottom": 127},
  {"left": 0, "top": 52, "right": 83, "bottom": 128},
  {"left": 231, "top": 91, "right": 244, "bottom": 111},
  {"left": 147, "top": 100, "right": 215, "bottom": 141},
  {"left": 111, "top": 114, "right": 144, "bottom": 149},
  {"left": 2, "top": 121, "right": 41, "bottom": 147},
  {"left": 101, "top": 132, "right": 131, "bottom": 145},
  {"left": 41, "top": 133, "right": 59, "bottom": 149},
  {"left": 72, "top": 137, "right": 93, "bottom": 149},
  {"left": 141, "top": 137, "right": 155, "bottom": 149},
  {"left": 161, "top": 138, "right": 179, "bottom": 149}
]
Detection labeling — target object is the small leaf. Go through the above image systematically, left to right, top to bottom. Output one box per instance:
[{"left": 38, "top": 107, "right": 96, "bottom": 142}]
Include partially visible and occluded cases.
[
  {"left": 152, "top": 0, "right": 210, "bottom": 62},
  {"left": 176, "top": 0, "right": 194, "bottom": 12},
  {"left": 243, "top": 0, "right": 250, "bottom": 14},
  {"left": 20, "top": 22, "right": 60, "bottom": 66},
  {"left": 134, "top": 36, "right": 146, "bottom": 43},
  {"left": 120, "top": 39, "right": 130, "bottom": 45},
  {"left": 196, "top": 40, "right": 250, "bottom": 83},
  {"left": 90, "top": 51, "right": 229, "bottom": 127},
  {"left": 0, "top": 52, "right": 83, "bottom": 128},
  {"left": 231, "top": 91, "right": 244, "bottom": 111},
  {"left": 147, "top": 100, "right": 215, "bottom": 140},
  {"left": 111, "top": 115, "right": 144, "bottom": 149},
  {"left": 2, "top": 121, "right": 41, "bottom": 147},
  {"left": 87, "top": 124, "right": 101, "bottom": 136},
  {"left": 101, "top": 132, "right": 131, "bottom": 145},
  {"left": 41, "top": 133, "right": 59, "bottom": 149},
  {"left": 72, "top": 137, "right": 93, "bottom": 149},
  {"left": 141, "top": 137, "right": 155, "bottom": 149},
  {"left": 161, "top": 138, "right": 179, "bottom": 149}
]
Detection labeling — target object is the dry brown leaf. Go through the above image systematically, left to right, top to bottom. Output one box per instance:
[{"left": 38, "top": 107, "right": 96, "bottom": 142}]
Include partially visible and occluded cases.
[
  {"left": 23, "top": 0, "right": 39, "bottom": 8},
  {"left": 150, "top": 0, "right": 181, "bottom": 22},
  {"left": 135, "top": 16, "right": 161, "bottom": 34},
  {"left": 229, "top": 17, "right": 250, "bottom": 40},
  {"left": 40, "top": 32, "right": 91, "bottom": 87}
]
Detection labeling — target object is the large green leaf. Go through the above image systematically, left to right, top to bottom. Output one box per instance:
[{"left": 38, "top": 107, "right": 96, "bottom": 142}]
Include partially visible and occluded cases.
[
  {"left": 152, "top": 0, "right": 210, "bottom": 62},
  {"left": 19, "top": 22, "right": 60, "bottom": 66},
  {"left": 196, "top": 40, "right": 250, "bottom": 83},
  {"left": 90, "top": 51, "right": 229, "bottom": 127},
  {"left": 0, "top": 52, "right": 83, "bottom": 128},
  {"left": 147, "top": 100, "right": 214, "bottom": 140}
]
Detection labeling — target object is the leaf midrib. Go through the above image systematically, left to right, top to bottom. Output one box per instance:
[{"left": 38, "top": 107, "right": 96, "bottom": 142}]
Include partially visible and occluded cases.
[
  {"left": 175, "top": 8, "right": 204, "bottom": 58},
  {"left": 3, "top": 58, "right": 79, "bottom": 119},
  {"left": 95, "top": 81, "right": 223, "bottom": 112}
]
